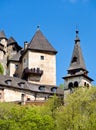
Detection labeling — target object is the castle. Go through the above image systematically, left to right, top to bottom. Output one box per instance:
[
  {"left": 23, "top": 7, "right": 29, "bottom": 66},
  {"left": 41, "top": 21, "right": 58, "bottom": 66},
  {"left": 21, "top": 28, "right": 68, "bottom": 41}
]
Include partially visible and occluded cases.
[
  {"left": 0, "top": 27, "right": 93, "bottom": 103},
  {"left": 0, "top": 28, "right": 63, "bottom": 104},
  {"left": 63, "top": 30, "right": 93, "bottom": 96}
]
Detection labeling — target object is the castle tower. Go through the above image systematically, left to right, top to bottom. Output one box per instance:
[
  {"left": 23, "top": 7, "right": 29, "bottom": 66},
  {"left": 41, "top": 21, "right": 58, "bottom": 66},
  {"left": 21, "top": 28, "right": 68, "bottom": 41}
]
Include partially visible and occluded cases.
[
  {"left": 21, "top": 28, "right": 57, "bottom": 85},
  {"left": 63, "top": 30, "right": 93, "bottom": 92},
  {"left": 0, "top": 31, "right": 7, "bottom": 74},
  {"left": 7, "top": 36, "right": 22, "bottom": 58},
  {"left": 7, "top": 36, "right": 22, "bottom": 76}
]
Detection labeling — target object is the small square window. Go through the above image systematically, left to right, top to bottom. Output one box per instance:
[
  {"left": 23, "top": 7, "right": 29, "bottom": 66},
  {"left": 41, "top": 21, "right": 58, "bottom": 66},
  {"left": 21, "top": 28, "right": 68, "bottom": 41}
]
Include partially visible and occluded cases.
[
  {"left": 41, "top": 56, "right": 44, "bottom": 60},
  {"left": 15, "top": 64, "right": 18, "bottom": 69}
]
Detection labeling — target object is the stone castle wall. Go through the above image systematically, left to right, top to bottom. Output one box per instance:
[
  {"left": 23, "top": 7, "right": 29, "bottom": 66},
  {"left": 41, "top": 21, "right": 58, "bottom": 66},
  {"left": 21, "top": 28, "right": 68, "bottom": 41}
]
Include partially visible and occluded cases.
[
  {"left": 28, "top": 51, "right": 56, "bottom": 85},
  {"left": 0, "top": 87, "right": 46, "bottom": 102}
]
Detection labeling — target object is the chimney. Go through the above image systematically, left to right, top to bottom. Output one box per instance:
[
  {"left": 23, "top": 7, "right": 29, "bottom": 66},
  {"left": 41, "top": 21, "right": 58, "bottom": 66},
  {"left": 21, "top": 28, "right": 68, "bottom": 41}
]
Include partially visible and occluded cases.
[
  {"left": 24, "top": 41, "right": 28, "bottom": 50},
  {"left": 21, "top": 93, "right": 26, "bottom": 105}
]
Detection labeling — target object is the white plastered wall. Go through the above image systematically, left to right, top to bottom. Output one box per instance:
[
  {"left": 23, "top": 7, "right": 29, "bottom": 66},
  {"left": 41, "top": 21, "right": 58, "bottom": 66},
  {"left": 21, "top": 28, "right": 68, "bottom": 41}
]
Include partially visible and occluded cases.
[{"left": 28, "top": 51, "right": 56, "bottom": 85}]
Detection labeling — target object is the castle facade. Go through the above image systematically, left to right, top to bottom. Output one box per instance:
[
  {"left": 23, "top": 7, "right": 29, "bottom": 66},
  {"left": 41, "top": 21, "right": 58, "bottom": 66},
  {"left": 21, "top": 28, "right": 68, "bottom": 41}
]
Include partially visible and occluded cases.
[{"left": 0, "top": 29, "right": 63, "bottom": 104}]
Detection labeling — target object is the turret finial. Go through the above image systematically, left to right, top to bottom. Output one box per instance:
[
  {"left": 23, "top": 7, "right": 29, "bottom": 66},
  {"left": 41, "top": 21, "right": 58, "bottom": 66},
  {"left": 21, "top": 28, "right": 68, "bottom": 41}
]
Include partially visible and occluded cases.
[
  {"left": 37, "top": 25, "right": 40, "bottom": 30},
  {"left": 75, "top": 26, "right": 80, "bottom": 43},
  {"left": 76, "top": 26, "right": 79, "bottom": 36}
]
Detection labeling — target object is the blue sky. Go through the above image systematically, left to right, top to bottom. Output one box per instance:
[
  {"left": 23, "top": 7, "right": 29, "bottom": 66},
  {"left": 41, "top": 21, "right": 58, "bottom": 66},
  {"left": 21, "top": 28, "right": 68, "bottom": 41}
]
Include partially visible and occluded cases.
[{"left": 0, "top": 0, "right": 96, "bottom": 86}]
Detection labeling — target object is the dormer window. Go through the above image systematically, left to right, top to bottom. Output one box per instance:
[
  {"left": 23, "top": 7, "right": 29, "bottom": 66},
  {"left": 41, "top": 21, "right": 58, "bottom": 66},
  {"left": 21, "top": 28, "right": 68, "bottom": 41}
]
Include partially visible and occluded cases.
[
  {"left": 40, "top": 56, "right": 44, "bottom": 60},
  {"left": 72, "top": 56, "right": 77, "bottom": 63},
  {"left": 5, "top": 79, "right": 12, "bottom": 85},
  {"left": 18, "top": 82, "right": 25, "bottom": 88},
  {"left": 39, "top": 86, "right": 45, "bottom": 92},
  {"left": 51, "top": 87, "right": 57, "bottom": 93}
]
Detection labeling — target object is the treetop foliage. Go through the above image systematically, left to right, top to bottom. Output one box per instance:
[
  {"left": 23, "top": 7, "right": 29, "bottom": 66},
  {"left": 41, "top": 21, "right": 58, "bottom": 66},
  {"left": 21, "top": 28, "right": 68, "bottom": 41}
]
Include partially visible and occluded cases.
[{"left": 0, "top": 87, "right": 96, "bottom": 130}]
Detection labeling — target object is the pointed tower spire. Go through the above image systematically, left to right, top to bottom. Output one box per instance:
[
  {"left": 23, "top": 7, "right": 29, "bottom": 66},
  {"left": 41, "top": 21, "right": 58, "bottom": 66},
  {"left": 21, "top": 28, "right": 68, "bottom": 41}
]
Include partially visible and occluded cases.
[
  {"left": 68, "top": 29, "right": 86, "bottom": 72},
  {"left": 0, "top": 30, "right": 6, "bottom": 39},
  {"left": 63, "top": 30, "right": 93, "bottom": 91}
]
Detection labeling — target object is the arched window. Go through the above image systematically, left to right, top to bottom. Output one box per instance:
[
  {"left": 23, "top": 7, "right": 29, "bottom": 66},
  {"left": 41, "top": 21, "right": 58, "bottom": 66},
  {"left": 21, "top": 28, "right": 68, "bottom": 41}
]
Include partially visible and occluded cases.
[
  {"left": 5, "top": 79, "right": 12, "bottom": 85},
  {"left": 74, "top": 81, "right": 78, "bottom": 87},
  {"left": 18, "top": 82, "right": 25, "bottom": 88},
  {"left": 68, "top": 82, "right": 73, "bottom": 89},
  {"left": 84, "top": 82, "right": 86, "bottom": 86},
  {"left": 87, "top": 84, "right": 89, "bottom": 88},
  {"left": 39, "top": 86, "right": 45, "bottom": 92},
  {"left": 51, "top": 87, "right": 57, "bottom": 93}
]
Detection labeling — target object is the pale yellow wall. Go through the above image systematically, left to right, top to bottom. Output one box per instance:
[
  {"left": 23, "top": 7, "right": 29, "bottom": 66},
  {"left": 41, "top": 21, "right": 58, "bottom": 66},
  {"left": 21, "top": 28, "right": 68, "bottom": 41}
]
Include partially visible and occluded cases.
[
  {"left": 1, "top": 39, "right": 7, "bottom": 48},
  {"left": 0, "top": 51, "right": 4, "bottom": 60},
  {"left": 28, "top": 51, "right": 56, "bottom": 85},
  {"left": 22, "top": 52, "right": 28, "bottom": 70},
  {"left": 9, "top": 63, "right": 16, "bottom": 76},
  {"left": 64, "top": 76, "right": 92, "bottom": 88},
  {"left": 80, "top": 78, "right": 91, "bottom": 87},
  {"left": 3, "top": 88, "right": 45, "bottom": 102},
  {"left": 0, "top": 89, "right": 4, "bottom": 102},
  {"left": 4, "top": 89, "right": 22, "bottom": 102},
  {"left": 4, "top": 89, "right": 36, "bottom": 102}
]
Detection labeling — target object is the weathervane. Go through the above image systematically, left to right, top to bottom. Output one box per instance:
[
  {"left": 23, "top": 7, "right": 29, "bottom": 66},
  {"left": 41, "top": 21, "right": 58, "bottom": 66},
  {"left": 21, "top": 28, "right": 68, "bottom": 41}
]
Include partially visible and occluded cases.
[
  {"left": 37, "top": 25, "right": 40, "bottom": 30},
  {"left": 76, "top": 25, "right": 79, "bottom": 35}
]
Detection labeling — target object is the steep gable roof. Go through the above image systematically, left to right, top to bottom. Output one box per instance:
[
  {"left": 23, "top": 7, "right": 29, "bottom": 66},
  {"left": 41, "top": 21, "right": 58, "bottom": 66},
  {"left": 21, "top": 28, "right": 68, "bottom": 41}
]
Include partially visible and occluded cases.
[
  {"left": 28, "top": 29, "right": 57, "bottom": 54},
  {"left": 0, "top": 30, "right": 6, "bottom": 39},
  {"left": 7, "top": 36, "right": 22, "bottom": 50},
  {"left": 7, "top": 36, "right": 17, "bottom": 45}
]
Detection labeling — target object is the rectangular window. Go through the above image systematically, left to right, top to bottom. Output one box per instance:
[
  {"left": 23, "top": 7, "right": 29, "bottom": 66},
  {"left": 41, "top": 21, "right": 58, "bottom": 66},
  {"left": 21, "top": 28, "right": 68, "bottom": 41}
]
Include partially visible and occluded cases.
[
  {"left": 40, "top": 56, "right": 44, "bottom": 60},
  {"left": 15, "top": 64, "right": 18, "bottom": 69}
]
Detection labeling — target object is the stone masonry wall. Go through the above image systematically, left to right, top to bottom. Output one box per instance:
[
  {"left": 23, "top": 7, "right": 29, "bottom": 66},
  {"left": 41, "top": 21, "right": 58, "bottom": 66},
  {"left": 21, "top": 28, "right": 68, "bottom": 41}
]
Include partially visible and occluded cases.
[{"left": 28, "top": 51, "right": 56, "bottom": 85}]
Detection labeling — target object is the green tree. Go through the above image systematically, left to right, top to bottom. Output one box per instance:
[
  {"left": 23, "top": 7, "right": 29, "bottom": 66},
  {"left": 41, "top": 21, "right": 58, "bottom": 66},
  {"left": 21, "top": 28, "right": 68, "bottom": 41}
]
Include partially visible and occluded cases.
[
  {"left": 0, "top": 63, "right": 4, "bottom": 74},
  {"left": 59, "top": 84, "right": 64, "bottom": 89},
  {"left": 56, "top": 87, "right": 96, "bottom": 130},
  {"left": 0, "top": 103, "right": 55, "bottom": 130}
]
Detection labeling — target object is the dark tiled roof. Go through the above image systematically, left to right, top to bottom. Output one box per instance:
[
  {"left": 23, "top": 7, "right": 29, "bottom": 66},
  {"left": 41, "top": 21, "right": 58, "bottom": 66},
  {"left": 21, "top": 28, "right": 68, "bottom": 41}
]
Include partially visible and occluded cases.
[
  {"left": 28, "top": 29, "right": 57, "bottom": 54},
  {"left": 0, "top": 31, "right": 6, "bottom": 39},
  {"left": 68, "top": 33, "right": 86, "bottom": 71},
  {"left": 7, "top": 36, "right": 22, "bottom": 50},
  {"left": 7, "top": 37, "right": 17, "bottom": 45},
  {"left": 8, "top": 50, "right": 22, "bottom": 62},
  {"left": 0, "top": 74, "right": 64, "bottom": 96}
]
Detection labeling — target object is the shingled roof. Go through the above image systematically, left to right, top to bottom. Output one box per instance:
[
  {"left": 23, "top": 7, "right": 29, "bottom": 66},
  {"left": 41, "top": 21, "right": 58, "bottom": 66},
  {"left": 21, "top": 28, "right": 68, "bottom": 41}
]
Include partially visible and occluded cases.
[
  {"left": 28, "top": 29, "right": 57, "bottom": 54},
  {"left": 0, "top": 30, "right": 6, "bottom": 39},
  {"left": 68, "top": 30, "right": 87, "bottom": 71},
  {"left": 7, "top": 36, "right": 22, "bottom": 49},
  {"left": 7, "top": 37, "right": 17, "bottom": 45},
  {"left": 0, "top": 74, "right": 64, "bottom": 96}
]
